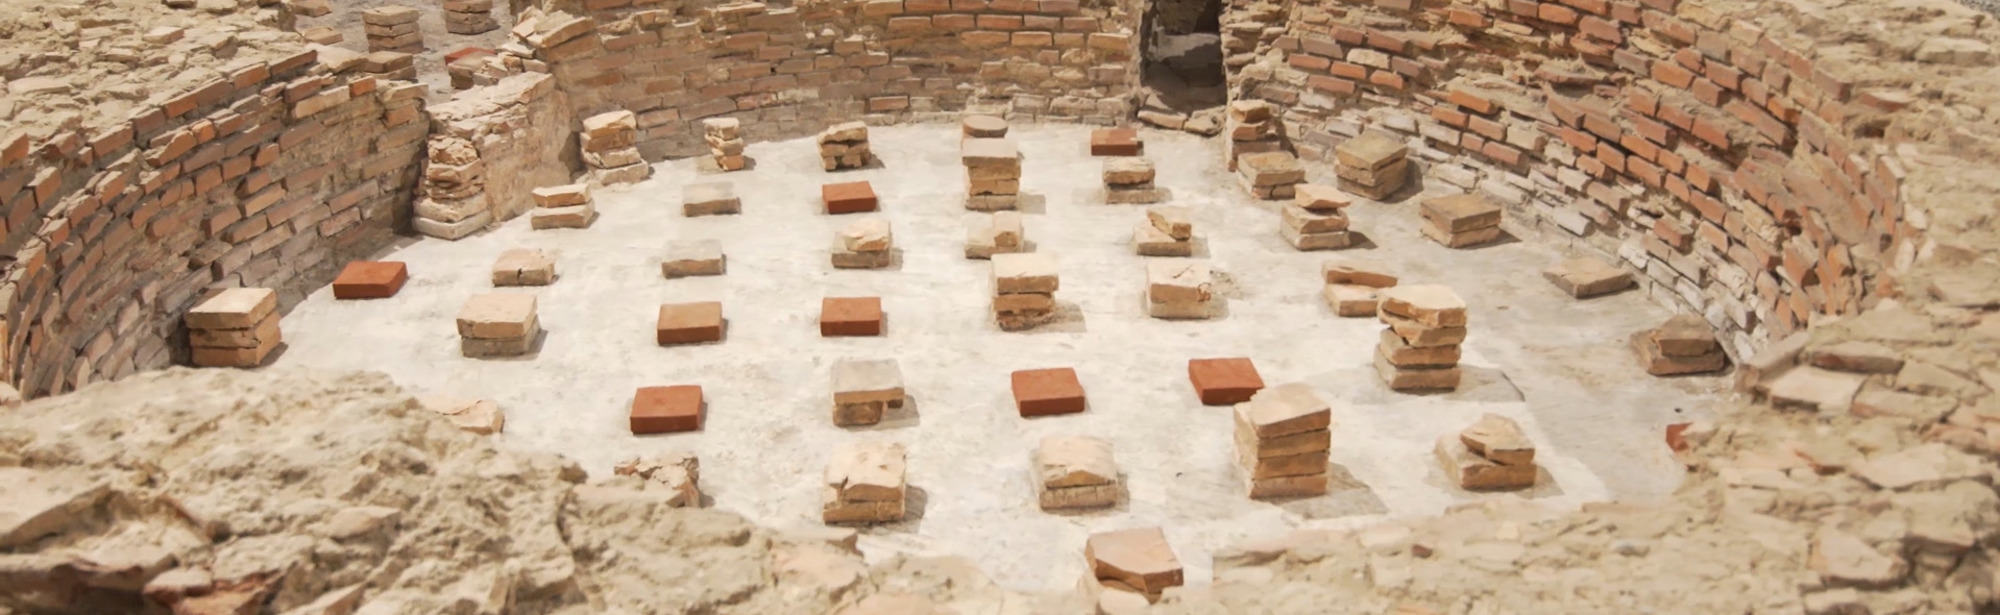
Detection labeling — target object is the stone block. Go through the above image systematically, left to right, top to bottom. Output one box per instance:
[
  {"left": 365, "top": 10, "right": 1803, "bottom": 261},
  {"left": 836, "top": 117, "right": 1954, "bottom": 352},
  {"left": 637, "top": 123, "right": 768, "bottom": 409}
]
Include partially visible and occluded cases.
[
  {"left": 361, "top": 5, "right": 420, "bottom": 26},
  {"left": 583, "top": 110, "right": 639, "bottom": 140},
  {"left": 963, "top": 115, "right": 1009, "bottom": 138},
  {"left": 820, "top": 121, "right": 870, "bottom": 144},
  {"left": 1090, "top": 128, "right": 1142, "bottom": 156},
  {"left": 1335, "top": 131, "right": 1407, "bottom": 170},
  {"left": 961, "top": 138, "right": 1021, "bottom": 170},
  {"left": 1237, "top": 152, "right": 1305, "bottom": 187},
  {"left": 1103, "top": 157, "right": 1156, "bottom": 186},
  {"left": 594, "top": 161, "right": 652, "bottom": 185},
  {"left": 823, "top": 181, "right": 878, "bottom": 214},
  {"left": 683, "top": 182, "right": 741, "bottom": 216},
  {"left": 531, "top": 183, "right": 590, "bottom": 208},
  {"left": 1294, "top": 184, "right": 1353, "bottom": 211},
  {"left": 1105, "top": 186, "right": 1164, "bottom": 204},
  {"left": 1420, "top": 193, "right": 1503, "bottom": 232},
  {"left": 530, "top": 205, "right": 596, "bottom": 230},
  {"left": 1282, "top": 205, "right": 1348, "bottom": 234},
  {"left": 1146, "top": 206, "right": 1192, "bottom": 240},
  {"left": 839, "top": 218, "right": 893, "bottom": 252},
  {"left": 1419, "top": 220, "right": 1502, "bottom": 248},
  {"left": 1134, "top": 223, "right": 1193, "bottom": 257},
  {"left": 1280, "top": 223, "right": 1353, "bottom": 251},
  {"left": 830, "top": 238, "right": 895, "bottom": 269},
  {"left": 662, "top": 241, "right": 725, "bottom": 278},
  {"left": 493, "top": 249, "right": 557, "bottom": 286},
  {"left": 993, "top": 253, "right": 1059, "bottom": 294},
  {"left": 1543, "top": 257, "right": 1634, "bottom": 298},
  {"left": 1321, "top": 260, "right": 1397, "bottom": 287},
  {"left": 331, "top": 261, "right": 408, "bottom": 300},
  {"left": 1146, "top": 261, "right": 1212, "bottom": 304},
  {"left": 1323, "top": 284, "right": 1380, "bottom": 317},
  {"left": 1378, "top": 285, "right": 1467, "bottom": 328},
  {"left": 186, "top": 288, "right": 277, "bottom": 330},
  {"left": 993, "top": 292, "right": 1055, "bottom": 314},
  {"left": 456, "top": 294, "right": 536, "bottom": 339},
  {"left": 821, "top": 297, "right": 884, "bottom": 337},
  {"left": 657, "top": 302, "right": 725, "bottom": 345},
  {"left": 1380, "top": 311, "right": 1469, "bottom": 348},
  {"left": 189, "top": 313, "right": 281, "bottom": 349},
  {"left": 1650, "top": 314, "right": 1720, "bottom": 356},
  {"left": 460, "top": 326, "right": 538, "bottom": 358},
  {"left": 1378, "top": 329, "right": 1462, "bottom": 367},
  {"left": 1631, "top": 330, "right": 1727, "bottom": 376},
  {"left": 1374, "top": 349, "right": 1462, "bottom": 391},
  {"left": 1188, "top": 357, "right": 1263, "bottom": 405},
  {"left": 833, "top": 359, "right": 904, "bottom": 406},
  {"left": 1012, "top": 367, "right": 1085, "bottom": 416},
  {"left": 1232, "top": 383, "right": 1332, "bottom": 438},
  {"left": 630, "top": 385, "right": 703, "bottom": 434},
  {"left": 418, "top": 396, "right": 505, "bottom": 435},
  {"left": 1460, "top": 414, "right": 1535, "bottom": 466},
  {"left": 1035, "top": 435, "right": 1118, "bottom": 510},
  {"left": 1436, "top": 435, "right": 1535, "bottom": 490},
  {"left": 823, "top": 441, "right": 906, "bottom": 523},
  {"left": 1240, "top": 450, "right": 1329, "bottom": 480},
  {"left": 1247, "top": 472, "right": 1329, "bottom": 499},
  {"left": 1085, "top": 528, "right": 1183, "bottom": 596}
]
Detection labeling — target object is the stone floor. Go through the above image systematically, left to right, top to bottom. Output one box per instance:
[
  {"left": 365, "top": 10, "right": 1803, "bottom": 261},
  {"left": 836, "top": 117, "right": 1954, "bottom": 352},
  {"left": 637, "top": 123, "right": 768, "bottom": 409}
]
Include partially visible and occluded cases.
[{"left": 279, "top": 124, "right": 1731, "bottom": 591}]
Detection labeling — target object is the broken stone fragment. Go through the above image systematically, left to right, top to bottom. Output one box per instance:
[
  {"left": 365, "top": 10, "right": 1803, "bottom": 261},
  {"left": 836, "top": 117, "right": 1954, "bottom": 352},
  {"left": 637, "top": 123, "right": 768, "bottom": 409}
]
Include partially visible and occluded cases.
[
  {"left": 1146, "top": 205, "right": 1193, "bottom": 240},
  {"left": 839, "top": 218, "right": 893, "bottom": 252},
  {"left": 993, "top": 252, "right": 1059, "bottom": 294},
  {"left": 1542, "top": 256, "right": 1633, "bottom": 298},
  {"left": 1146, "top": 260, "right": 1213, "bottom": 304},
  {"left": 1378, "top": 285, "right": 1467, "bottom": 328},
  {"left": 1232, "top": 382, "right": 1333, "bottom": 439},
  {"left": 416, "top": 395, "right": 506, "bottom": 435},
  {"left": 1459, "top": 414, "right": 1534, "bottom": 466},
  {"left": 1035, "top": 435, "right": 1118, "bottom": 488},
  {"left": 1434, "top": 436, "right": 1535, "bottom": 490},
  {"left": 0, "top": 467, "right": 111, "bottom": 549},
  {"left": 1085, "top": 527, "right": 1183, "bottom": 597},
  {"left": 1808, "top": 527, "right": 1909, "bottom": 588}
]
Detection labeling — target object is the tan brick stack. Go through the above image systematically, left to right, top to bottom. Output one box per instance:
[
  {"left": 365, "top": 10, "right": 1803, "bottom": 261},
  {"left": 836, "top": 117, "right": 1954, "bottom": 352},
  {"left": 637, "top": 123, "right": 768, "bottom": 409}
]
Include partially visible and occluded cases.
[
  {"left": 442, "top": 0, "right": 500, "bottom": 35},
  {"left": 362, "top": 6, "right": 424, "bottom": 53},
  {"left": 1224, "top": 100, "right": 1284, "bottom": 171},
  {"left": 581, "top": 110, "right": 650, "bottom": 185},
  {"left": 703, "top": 118, "right": 748, "bottom": 172},
  {"left": 819, "top": 121, "right": 873, "bottom": 171},
  {"left": 1334, "top": 132, "right": 1409, "bottom": 201},
  {"left": 962, "top": 138, "right": 1022, "bottom": 211},
  {"left": 1236, "top": 151, "right": 1304, "bottom": 200},
  {"left": 1103, "top": 157, "right": 1162, "bottom": 204},
  {"left": 529, "top": 183, "right": 596, "bottom": 230},
  {"left": 1282, "top": 184, "right": 1355, "bottom": 251},
  {"left": 1420, "top": 193, "right": 1504, "bottom": 248},
  {"left": 1133, "top": 205, "right": 1193, "bottom": 257},
  {"left": 966, "top": 211, "right": 1025, "bottom": 259},
  {"left": 832, "top": 218, "right": 894, "bottom": 269},
  {"left": 992, "top": 253, "right": 1058, "bottom": 331},
  {"left": 1146, "top": 260, "right": 1214, "bottom": 320},
  {"left": 1320, "top": 260, "right": 1398, "bottom": 317},
  {"left": 1375, "top": 285, "right": 1468, "bottom": 392},
  {"left": 185, "top": 289, "right": 282, "bottom": 368},
  {"left": 456, "top": 294, "right": 540, "bottom": 358},
  {"left": 1633, "top": 314, "right": 1728, "bottom": 376},
  {"left": 832, "top": 359, "right": 903, "bottom": 427},
  {"left": 1233, "top": 383, "right": 1333, "bottom": 499},
  {"left": 1436, "top": 414, "right": 1537, "bottom": 491},
  {"left": 1033, "top": 435, "right": 1120, "bottom": 510},
  {"left": 823, "top": 441, "right": 907, "bottom": 524}
]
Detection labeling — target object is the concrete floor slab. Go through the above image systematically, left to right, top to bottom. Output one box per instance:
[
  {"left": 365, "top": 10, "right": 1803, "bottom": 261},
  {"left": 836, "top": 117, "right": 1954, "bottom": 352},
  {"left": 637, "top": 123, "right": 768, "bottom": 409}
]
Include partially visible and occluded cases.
[{"left": 280, "top": 124, "right": 1729, "bottom": 591}]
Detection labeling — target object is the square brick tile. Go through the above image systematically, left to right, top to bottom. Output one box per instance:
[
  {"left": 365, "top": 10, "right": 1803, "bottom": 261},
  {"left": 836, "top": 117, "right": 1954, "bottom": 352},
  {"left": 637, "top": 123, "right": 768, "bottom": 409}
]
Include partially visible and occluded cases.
[
  {"left": 1090, "top": 128, "right": 1142, "bottom": 156},
  {"left": 823, "top": 181, "right": 878, "bottom": 214},
  {"left": 332, "top": 261, "right": 408, "bottom": 299},
  {"left": 821, "top": 297, "right": 884, "bottom": 337},
  {"left": 657, "top": 301, "right": 724, "bottom": 345},
  {"left": 1188, "top": 357, "right": 1264, "bottom": 406},
  {"left": 1012, "top": 367, "right": 1085, "bottom": 417},
  {"left": 631, "top": 385, "right": 703, "bottom": 434}
]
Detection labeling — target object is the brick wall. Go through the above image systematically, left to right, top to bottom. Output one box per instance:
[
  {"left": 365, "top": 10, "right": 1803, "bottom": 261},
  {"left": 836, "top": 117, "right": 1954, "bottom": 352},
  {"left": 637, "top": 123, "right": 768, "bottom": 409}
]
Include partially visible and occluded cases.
[
  {"left": 510, "top": 0, "right": 1143, "bottom": 160},
  {"left": 1227, "top": 0, "right": 1924, "bottom": 357},
  {"left": 0, "top": 51, "right": 428, "bottom": 397}
]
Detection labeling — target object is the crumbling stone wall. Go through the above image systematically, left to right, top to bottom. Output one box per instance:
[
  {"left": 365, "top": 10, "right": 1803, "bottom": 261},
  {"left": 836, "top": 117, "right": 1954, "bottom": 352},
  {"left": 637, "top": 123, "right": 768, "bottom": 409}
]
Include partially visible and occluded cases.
[
  {"left": 501, "top": 0, "right": 1143, "bottom": 160},
  {"left": 1150, "top": 0, "right": 1218, "bottom": 35},
  {"left": 1215, "top": 0, "right": 1965, "bottom": 358},
  {"left": 0, "top": 46, "right": 428, "bottom": 397},
  {"left": 414, "top": 73, "right": 578, "bottom": 238}
]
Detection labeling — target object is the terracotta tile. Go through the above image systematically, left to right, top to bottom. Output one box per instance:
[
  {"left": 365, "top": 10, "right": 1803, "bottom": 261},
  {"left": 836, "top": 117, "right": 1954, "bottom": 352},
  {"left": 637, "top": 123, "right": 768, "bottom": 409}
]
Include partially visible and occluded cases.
[
  {"left": 1090, "top": 127, "right": 1142, "bottom": 156},
  {"left": 822, "top": 181, "right": 878, "bottom": 214},
  {"left": 331, "top": 261, "right": 408, "bottom": 299},
  {"left": 821, "top": 297, "right": 884, "bottom": 337},
  {"left": 657, "top": 301, "right": 724, "bottom": 345},
  {"left": 1187, "top": 357, "right": 1264, "bottom": 405},
  {"left": 1012, "top": 367, "right": 1085, "bottom": 416},
  {"left": 631, "top": 385, "right": 702, "bottom": 434}
]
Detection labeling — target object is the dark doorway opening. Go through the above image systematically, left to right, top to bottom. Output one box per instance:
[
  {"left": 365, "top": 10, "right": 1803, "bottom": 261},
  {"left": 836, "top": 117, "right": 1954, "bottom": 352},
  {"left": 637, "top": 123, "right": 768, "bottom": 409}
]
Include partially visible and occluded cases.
[{"left": 1140, "top": 0, "right": 1227, "bottom": 114}]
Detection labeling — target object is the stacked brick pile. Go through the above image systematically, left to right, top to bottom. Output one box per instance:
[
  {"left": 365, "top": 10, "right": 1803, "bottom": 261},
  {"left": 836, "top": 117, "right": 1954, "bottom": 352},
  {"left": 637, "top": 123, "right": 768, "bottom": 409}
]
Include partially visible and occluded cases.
[
  {"left": 442, "top": 0, "right": 500, "bottom": 34},
  {"left": 362, "top": 6, "right": 423, "bottom": 53},
  {"left": 1224, "top": 100, "right": 1284, "bottom": 171},
  {"left": 580, "top": 110, "right": 650, "bottom": 185},
  {"left": 702, "top": 118, "right": 747, "bottom": 172},
  {"left": 819, "top": 121, "right": 873, "bottom": 170},
  {"left": 1334, "top": 132, "right": 1408, "bottom": 201},
  {"left": 962, "top": 138, "right": 1022, "bottom": 211},
  {"left": 1236, "top": 151, "right": 1304, "bottom": 200},
  {"left": 1103, "top": 157, "right": 1161, "bottom": 204},
  {"left": 530, "top": 183, "right": 596, "bottom": 230},
  {"left": 1282, "top": 184, "right": 1354, "bottom": 251},
  {"left": 1420, "top": 193, "right": 1504, "bottom": 248},
  {"left": 1133, "top": 205, "right": 1193, "bottom": 257},
  {"left": 965, "top": 211, "right": 1025, "bottom": 259},
  {"left": 832, "top": 218, "right": 894, "bottom": 269},
  {"left": 992, "top": 253, "right": 1058, "bottom": 331},
  {"left": 1146, "top": 260, "right": 1214, "bottom": 320},
  {"left": 1321, "top": 260, "right": 1398, "bottom": 317},
  {"left": 1375, "top": 285, "right": 1467, "bottom": 392},
  {"left": 185, "top": 289, "right": 282, "bottom": 368},
  {"left": 457, "top": 294, "right": 539, "bottom": 358},
  {"left": 1633, "top": 314, "right": 1728, "bottom": 376},
  {"left": 831, "top": 359, "right": 903, "bottom": 427},
  {"left": 1233, "top": 383, "right": 1333, "bottom": 499},
  {"left": 1436, "top": 414, "right": 1537, "bottom": 491},
  {"left": 1032, "top": 435, "right": 1119, "bottom": 510},
  {"left": 822, "top": 441, "right": 907, "bottom": 524},
  {"left": 1085, "top": 527, "right": 1183, "bottom": 604}
]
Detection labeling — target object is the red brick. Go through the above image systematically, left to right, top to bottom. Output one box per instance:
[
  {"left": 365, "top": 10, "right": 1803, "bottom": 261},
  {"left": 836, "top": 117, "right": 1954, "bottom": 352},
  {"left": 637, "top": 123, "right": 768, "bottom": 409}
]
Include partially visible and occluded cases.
[
  {"left": 1538, "top": 3, "right": 1578, "bottom": 23},
  {"left": 1446, "top": 8, "right": 1489, "bottom": 27},
  {"left": 1287, "top": 53, "right": 1332, "bottom": 71},
  {"left": 1651, "top": 61, "right": 1694, "bottom": 88},
  {"left": 1329, "top": 62, "right": 1368, "bottom": 80},
  {"left": 1367, "top": 70, "right": 1406, "bottom": 90},
  {"left": 1308, "top": 76, "right": 1358, "bottom": 95},
  {"left": 1448, "top": 88, "right": 1497, "bottom": 114},
  {"left": 1431, "top": 106, "right": 1468, "bottom": 127},
  {"left": 1466, "top": 115, "right": 1506, "bottom": 140},
  {"left": 1090, "top": 127, "right": 1141, "bottom": 156},
  {"left": 1481, "top": 141, "right": 1524, "bottom": 166},
  {"left": 823, "top": 181, "right": 879, "bottom": 214},
  {"left": 331, "top": 261, "right": 408, "bottom": 299},
  {"left": 820, "top": 296, "right": 884, "bottom": 337},
  {"left": 657, "top": 301, "right": 725, "bottom": 345},
  {"left": 1188, "top": 357, "right": 1264, "bottom": 406},
  {"left": 1012, "top": 367, "right": 1085, "bottom": 416},
  {"left": 630, "top": 385, "right": 703, "bottom": 434}
]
